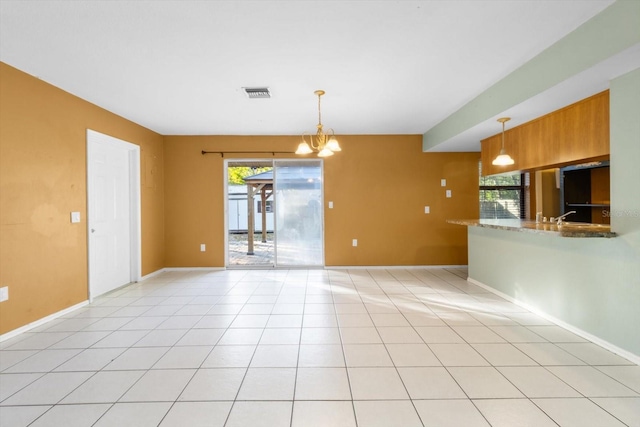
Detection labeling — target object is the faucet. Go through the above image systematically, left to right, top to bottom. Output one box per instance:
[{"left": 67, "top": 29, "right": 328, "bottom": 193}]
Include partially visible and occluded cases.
[{"left": 556, "top": 210, "right": 576, "bottom": 225}]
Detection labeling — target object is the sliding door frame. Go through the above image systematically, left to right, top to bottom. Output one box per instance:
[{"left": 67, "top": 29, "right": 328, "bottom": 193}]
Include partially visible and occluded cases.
[{"left": 223, "top": 158, "right": 325, "bottom": 269}]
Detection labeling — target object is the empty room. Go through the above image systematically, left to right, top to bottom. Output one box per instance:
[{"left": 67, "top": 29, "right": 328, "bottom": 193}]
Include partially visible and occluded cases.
[{"left": 1, "top": 1, "right": 639, "bottom": 426}]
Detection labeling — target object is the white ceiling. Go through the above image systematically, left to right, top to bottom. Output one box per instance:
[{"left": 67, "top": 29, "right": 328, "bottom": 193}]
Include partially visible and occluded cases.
[{"left": 0, "top": 0, "right": 618, "bottom": 150}]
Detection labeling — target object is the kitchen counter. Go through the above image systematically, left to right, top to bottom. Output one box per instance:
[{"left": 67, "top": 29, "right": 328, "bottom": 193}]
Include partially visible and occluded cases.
[{"left": 448, "top": 219, "right": 616, "bottom": 238}]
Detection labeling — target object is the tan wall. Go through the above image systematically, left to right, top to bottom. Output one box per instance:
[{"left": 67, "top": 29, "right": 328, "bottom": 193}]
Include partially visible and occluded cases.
[
  {"left": 0, "top": 62, "right": 165, "bottom": 334},
  {"left": 164, "top": 135, "right": 479, "bottom": 267}
]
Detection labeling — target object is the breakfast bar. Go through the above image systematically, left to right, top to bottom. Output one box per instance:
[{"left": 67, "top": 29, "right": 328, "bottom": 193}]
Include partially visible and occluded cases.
[
  {"left": 446, "top": 216, "right": 639, "bottom": 363},
  {"left": 447, "top": 219, "right": 616, "bottom": 238}
]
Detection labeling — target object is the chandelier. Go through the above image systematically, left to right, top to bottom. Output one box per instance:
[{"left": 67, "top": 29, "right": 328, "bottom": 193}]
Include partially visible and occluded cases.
[
  {"left": 295, "top": 90, "right": 341, "bottom": 157},
  {"left": 492, "top": 117, "right": 515, "bottom": 166}
]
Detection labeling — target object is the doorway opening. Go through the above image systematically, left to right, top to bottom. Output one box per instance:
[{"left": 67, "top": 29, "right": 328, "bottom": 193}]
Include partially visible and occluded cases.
[
  {"left": 225, "top": 159, "right": 324, "bottom": 268},
  {"left": 227, "top": 161, "right": 274, "bottom": 267}
]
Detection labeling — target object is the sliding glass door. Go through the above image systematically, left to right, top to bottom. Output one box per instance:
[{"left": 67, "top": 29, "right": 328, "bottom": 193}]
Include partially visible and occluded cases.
[
  {"left": 225, "top": 159, "right": 323, "bottom": 268},
  {"left": 274, "top": 160, "right": 324, "bottom": 267}
]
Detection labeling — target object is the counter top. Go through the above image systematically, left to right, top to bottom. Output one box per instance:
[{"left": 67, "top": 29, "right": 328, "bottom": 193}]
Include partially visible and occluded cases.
[{"left": 448, "top": 219, "right": 616, "bottom": 238}]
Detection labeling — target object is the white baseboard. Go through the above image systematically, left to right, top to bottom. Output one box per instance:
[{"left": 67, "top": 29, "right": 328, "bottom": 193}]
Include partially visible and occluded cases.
[
  {"left": 326, "top": 265, "right": 468, "bottom": 270},
  {"left": 146, "top": 266, "right": 466, "bottom": 273},
  {"left": 139, "top": 267, "right": 227, "bottom": 280},
  {"left": 162, "top": 267, "right": 226, "bottom": 272},
  {"left": 139, "top": 268, "right": 167, "bottom": 281},
  {"left": 467, "top": 277, "right": 640, "bottom": 366},
  {"left": 0, "top": 300, "right": 89, "bottom": 343}
]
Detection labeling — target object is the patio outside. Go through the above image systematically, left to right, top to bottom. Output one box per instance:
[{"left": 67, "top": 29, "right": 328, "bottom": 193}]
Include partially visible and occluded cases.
[{"left": 228, "top": 233, "right": 274, "bottom": 266}]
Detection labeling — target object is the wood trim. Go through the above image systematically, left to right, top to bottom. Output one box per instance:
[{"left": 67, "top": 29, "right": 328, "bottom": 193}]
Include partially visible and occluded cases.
[{"left": 481, "top": 91, "right": 610, "bottom": 176}]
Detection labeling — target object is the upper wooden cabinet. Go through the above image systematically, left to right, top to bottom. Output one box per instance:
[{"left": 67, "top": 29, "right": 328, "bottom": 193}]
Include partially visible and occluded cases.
[{"left": 481, "top": 91, "right": 610, "bottom": 176}]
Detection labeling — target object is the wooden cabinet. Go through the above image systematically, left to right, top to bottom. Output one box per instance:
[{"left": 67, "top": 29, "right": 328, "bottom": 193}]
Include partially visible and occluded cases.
[
  {"left": 481, "top": 91, "right": 610, "bottom": 176},
  {"left": 560, "top": 161, "right": 610, "bottom": 224}
]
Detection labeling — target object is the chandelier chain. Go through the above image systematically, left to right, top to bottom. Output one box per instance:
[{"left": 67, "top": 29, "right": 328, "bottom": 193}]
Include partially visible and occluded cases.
[{"left": 318, "top": 92, "right": 322, "bottom": 127}]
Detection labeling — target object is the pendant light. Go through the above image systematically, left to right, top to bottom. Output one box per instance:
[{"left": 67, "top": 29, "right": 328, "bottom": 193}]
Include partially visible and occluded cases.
[
  {"left": 295, "top": 90, "right": 341, "bottom": 157},
  {"left": 492, "top": 117, "right": 515, "bottom": 166}
]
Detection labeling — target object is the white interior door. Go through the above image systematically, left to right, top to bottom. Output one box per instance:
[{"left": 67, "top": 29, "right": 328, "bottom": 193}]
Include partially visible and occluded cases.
[{"left": 87, "top": 130, "right": 140, "bottom": 298}]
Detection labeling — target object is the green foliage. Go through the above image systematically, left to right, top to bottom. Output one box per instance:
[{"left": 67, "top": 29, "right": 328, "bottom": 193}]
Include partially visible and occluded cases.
[
  {"left": 479, "top": 162, "right": 521, "bottom": 202},
  {"left": 228, "top": 166, "right": 272, "bottom": 185},
  {"left": 479, "top": 173, "right": 521, "bottom": 187},
  {"left": 480, "top": 189, "right": 520, "bottom": 202}
]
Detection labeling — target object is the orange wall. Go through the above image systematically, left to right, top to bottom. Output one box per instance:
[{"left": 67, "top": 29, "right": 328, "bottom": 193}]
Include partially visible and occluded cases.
[
  {"left": 1, "top": 60, "right": 480, "bottom": 335},
  {"left": 0, "top": 62, "right": 165, "bottom": 334},
  {"left": 164, "top": 135, "right": 479, "bottom": 267}
]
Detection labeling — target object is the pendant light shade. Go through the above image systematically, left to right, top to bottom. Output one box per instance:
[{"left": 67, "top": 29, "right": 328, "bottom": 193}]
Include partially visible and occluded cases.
[
  {"left": 492, "top": 117, "right": 515, "bottom": 166},
  {"left": 492, "top": 151, "right": 515, "bottom": 166}
]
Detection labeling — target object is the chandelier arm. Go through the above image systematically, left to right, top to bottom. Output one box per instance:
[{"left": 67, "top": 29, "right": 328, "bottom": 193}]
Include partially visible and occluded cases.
[
  {"left": 297, "top": 90, "right": 338, "bottom": 156},
  {"left": 302, "top": 132, "right": 319, "bottom": 150}
]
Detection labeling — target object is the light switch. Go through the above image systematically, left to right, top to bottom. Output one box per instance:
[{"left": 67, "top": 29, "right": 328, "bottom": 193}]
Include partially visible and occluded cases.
[
  {"left": 441, "top": 179, "right": 446, "bottom": 187},
  {"left": 446, "top": 190, "right": 452, "bottom": 198},
  {"left": 328, "top": 201, "right": 334, "bottom": 209},
  {"left": 424, "top": 206, "right": 430, "bottom": 214},
  {"left": 71, "top": 212, "right": 81, "bottom": 223},
  {"left": 352, "top": 239, "right": 358, "bottom": 247},
  {"left": 200, "top": 244, "right": 206, "bottom": 252}
]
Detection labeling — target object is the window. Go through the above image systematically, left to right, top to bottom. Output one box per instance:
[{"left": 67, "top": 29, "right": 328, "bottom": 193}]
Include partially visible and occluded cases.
[
  {"left": 479, "top": 163, "right": 526, "bottom": 219},
  {"left": 257, "top": 200, "right": 273, "bottom": 214}
]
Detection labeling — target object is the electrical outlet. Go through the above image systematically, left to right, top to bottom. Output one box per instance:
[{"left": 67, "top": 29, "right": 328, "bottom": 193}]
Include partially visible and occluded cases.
[
  {"left": 441, "top": 179, "right": 446, "bottom": 187},
  {"left": 446, "top": 190, "right": 452, "bottom": 198},
  {"left": 328, "top": 201, "right": 334, "bottom": 209},
  {"left": 424, "top": 206, "right": 430, "bottom": 214},
  {"left": 70, "top": 212, "right": 81, "bottom": 223},
  {"left": 352, "top": 239, "right": 358, "bottom": 247},
  {"left": 200, "top": 244, "right": 206, "bottom": 252},
  {"left": 0, "top": 286, "right": 8, "bottom": 302}
]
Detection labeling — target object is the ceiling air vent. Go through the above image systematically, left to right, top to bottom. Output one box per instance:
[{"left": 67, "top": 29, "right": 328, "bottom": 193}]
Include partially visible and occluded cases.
[{"left": 243, "top": 87, "right": 271, "bottom": 99}]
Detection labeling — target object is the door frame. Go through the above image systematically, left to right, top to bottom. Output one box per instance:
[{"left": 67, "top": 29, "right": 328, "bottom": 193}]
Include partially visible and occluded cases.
[
  {"left": 86, "top": 129, "right": 141, "bottom": 301},
  {"left": 223, "top": 158, "right": 325, "bottom": 269}
]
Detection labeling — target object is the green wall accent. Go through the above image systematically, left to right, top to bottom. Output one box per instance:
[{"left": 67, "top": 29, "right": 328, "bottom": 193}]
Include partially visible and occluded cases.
[
  {"left": 423, "top": 0, "right": 640, "bottom": 151},
  {"left": 610, "top": 67, "right": 640, "bottom": 235},
  {"left": 468, "top": 68, "right": 640, "bottom": 359},
  {"left": 468, "top": 226, "right": 639, "bottom": 359}
]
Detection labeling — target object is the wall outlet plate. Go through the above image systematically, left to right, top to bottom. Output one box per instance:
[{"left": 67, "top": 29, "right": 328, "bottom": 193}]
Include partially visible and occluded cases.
[
  {"left": 441, "top": 179, "right": 446, "bottom": 187},
  {"left": 446, "top": 190, "right": 452, "bottom": 198},
  {"left": 328, "top": 201, "right": 334, "bottom": 209},
  {"left": 424, "top": 206, "right": 430, "bottom": 214},
  {"left": 70, "top": 211, "right": 81, "bottom": 223},
  {"left": 352, "top": 239, "right": 358, "bottom": 247},
  {"left": 200, "top": 244, "right": 206, "bottom": 252},
  {"left": 0, "top": 286, "right": 8, "bottom": 302}
]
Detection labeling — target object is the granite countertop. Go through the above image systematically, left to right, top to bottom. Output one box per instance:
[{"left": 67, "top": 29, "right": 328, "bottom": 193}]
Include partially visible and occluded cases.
[{"left": 447, "top": 219, "right": 616, "bottom": 238}]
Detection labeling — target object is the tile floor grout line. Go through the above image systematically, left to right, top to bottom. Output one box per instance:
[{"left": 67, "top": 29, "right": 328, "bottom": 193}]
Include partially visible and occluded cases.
[
  {"left": 1, "top": 266, "right": 638, "bottom": 426},
  {"left": 372, "top": 267, "right": 436, "bottom": 427},
  {"left": 288, "top": 269, "right": 309, "bottom": 427},
  {"left": 222, "top": 270, "right": 294, "bottom": 427},
  {"left": 331, "top": 272, "right": 360, "bottom": 427}
]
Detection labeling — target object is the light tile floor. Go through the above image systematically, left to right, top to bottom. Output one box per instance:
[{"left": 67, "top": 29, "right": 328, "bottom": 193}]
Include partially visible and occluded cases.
[{"left": 1, "top": 267, "right": 639, "bottom": 427}]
